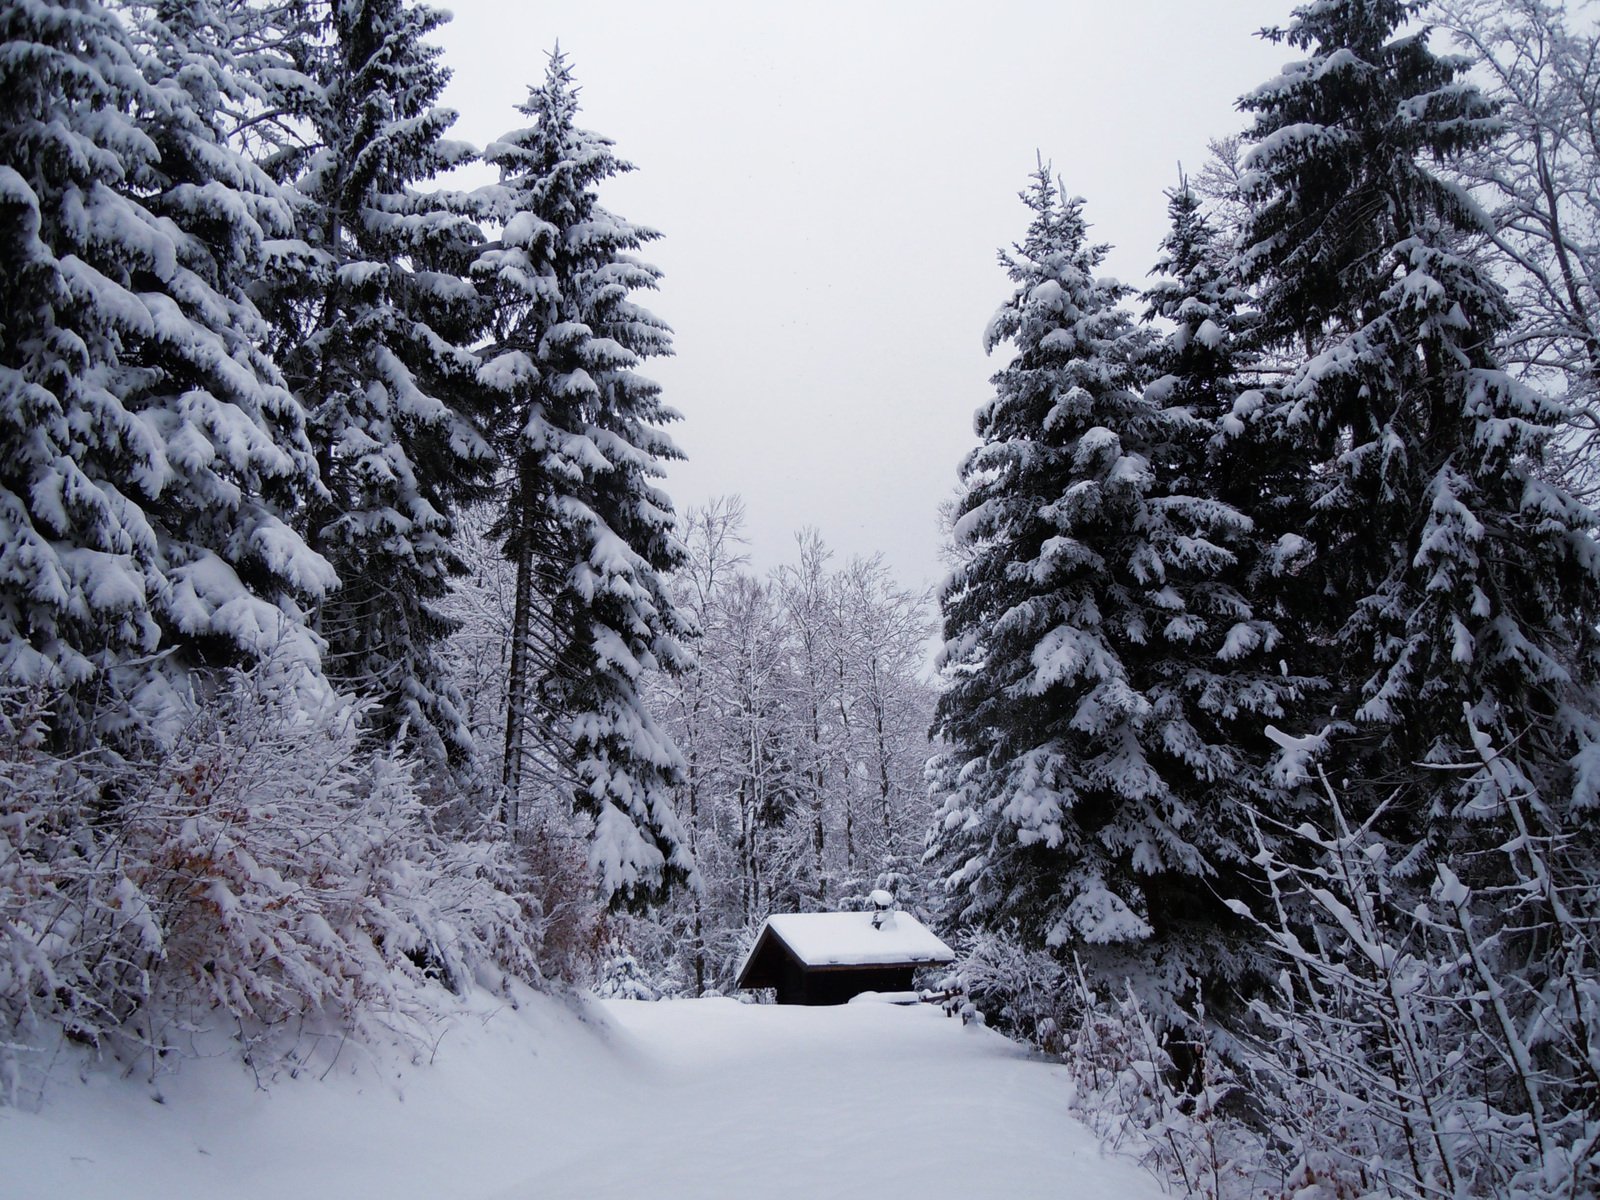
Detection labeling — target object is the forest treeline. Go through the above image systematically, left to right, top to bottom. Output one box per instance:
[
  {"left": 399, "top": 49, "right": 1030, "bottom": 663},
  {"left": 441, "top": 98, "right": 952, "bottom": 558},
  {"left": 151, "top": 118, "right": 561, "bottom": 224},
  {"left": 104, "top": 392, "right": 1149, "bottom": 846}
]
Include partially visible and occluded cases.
[{"left": 4, "top": 0, "right": 1600, "bottom": 1196}]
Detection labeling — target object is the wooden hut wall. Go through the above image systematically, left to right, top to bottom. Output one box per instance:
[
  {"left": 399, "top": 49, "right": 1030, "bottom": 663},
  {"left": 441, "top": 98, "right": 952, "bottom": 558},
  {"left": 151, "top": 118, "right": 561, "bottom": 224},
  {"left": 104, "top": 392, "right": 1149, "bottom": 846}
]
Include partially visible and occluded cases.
[
  {"left": 776, "top": 955, "right": 808, "bottom": 1005},
  {"left": 798, "top": 965, "right": 916, "bottom": 1006}
]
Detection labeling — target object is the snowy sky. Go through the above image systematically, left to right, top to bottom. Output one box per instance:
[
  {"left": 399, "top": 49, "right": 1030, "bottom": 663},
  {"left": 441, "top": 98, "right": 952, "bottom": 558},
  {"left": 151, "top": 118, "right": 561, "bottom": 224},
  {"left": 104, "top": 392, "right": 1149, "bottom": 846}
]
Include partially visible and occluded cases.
[{"left": 436, "top": 1, "right": 1294, "bottom": 590}]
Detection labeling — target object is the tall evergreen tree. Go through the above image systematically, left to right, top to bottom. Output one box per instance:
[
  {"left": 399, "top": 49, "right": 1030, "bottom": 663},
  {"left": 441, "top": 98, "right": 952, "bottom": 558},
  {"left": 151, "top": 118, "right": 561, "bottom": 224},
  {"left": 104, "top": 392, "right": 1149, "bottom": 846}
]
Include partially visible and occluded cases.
[
  {"left": 0, "top": 0, "right": 334, "bottom": 744},
  {"left": 260, "top": 0, "right": 492, "bottom": 770},
  {"left": 1237, "top": 0, "right": 1600, "bottom": 855},
  {"left": 475, "top": 51, "right": 694, "bottom": 907},
  {"left": 931, "top": 169, "right": 1287, "bottom": 1012},
  {"left": 1139, "top": 180, "right": 1320, "bottom": 980},
  {"left": 1144, "top": 182, "right": 1321, "bottom": 726}
]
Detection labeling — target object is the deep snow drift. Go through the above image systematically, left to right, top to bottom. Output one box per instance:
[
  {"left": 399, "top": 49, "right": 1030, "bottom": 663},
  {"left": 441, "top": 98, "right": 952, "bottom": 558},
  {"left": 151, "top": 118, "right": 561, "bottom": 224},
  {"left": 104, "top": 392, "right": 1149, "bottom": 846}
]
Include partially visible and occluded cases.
[{"left": 2, "top": 992, "right": 1162, "bottom": 1199}]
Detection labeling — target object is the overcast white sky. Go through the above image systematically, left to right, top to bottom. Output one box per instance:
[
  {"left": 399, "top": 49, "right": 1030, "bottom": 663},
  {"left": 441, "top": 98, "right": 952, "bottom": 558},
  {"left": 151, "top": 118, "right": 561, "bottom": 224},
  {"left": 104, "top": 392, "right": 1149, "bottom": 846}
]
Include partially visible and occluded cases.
[{"left": 436, "top": 1, "right": 1295, "bottom": 590}]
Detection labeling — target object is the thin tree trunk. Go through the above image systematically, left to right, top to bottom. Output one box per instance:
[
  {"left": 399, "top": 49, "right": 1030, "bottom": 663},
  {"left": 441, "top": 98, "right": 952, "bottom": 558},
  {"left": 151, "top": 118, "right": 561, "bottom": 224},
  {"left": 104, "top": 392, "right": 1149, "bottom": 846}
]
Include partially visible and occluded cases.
[
  {"left": 501, "top": 459, "right": 536, "bottom": 832},
  {"left": 836, "top": 677, "right": 855, "bottom": 873},
  {"left": 876, "top": 696, "right": 895, "bottom": 854},
  {"left": 810, "top": 697, "right": 826, "bottom": 899},
  {"left": 685, "top": 713, "right": 707, "bottom": 994}
]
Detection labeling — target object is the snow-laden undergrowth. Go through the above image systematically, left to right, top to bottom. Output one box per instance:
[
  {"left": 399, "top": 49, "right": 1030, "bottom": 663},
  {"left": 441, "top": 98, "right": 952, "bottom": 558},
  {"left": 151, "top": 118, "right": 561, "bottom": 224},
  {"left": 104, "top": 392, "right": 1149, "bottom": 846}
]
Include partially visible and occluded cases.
[{"left": 0, "top": 666, "right": 546, "bottom": 1108}]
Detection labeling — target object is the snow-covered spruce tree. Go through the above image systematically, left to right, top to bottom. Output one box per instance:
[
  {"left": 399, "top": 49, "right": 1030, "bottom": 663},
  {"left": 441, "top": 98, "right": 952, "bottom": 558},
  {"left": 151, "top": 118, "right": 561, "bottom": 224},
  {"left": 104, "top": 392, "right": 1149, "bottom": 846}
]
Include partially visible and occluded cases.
[
  {"left": 0, "top": 0, "right": 335, "bottom": 745},
  {"left": 259, "top": 0, "right": 491, "bottom": 772},
  {"left": 1237, "top": 0, "right": 1600, "bottom": 865},
  {"left": 474, "top": 50, "right": 694, "bottom": 908},
  {"left": 931, "top": 168, "right": 1286, "bottom": 1018},
  {"left": 1143, "top": 178, "right": 1320, "bottom": 688},
  {"left": 1137, "top": 179, "right": 1320, "bottom": 993},
  {"left": 1143, "top": 181, "right": 1265, "bottom": 522}
]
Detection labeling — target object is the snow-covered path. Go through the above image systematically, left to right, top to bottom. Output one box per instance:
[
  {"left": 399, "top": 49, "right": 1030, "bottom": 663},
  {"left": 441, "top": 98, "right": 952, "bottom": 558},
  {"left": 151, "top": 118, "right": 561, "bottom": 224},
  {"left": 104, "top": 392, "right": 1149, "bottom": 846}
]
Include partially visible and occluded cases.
[
  {"left": 4, "top": 994, "right": 1163, "bottom": 1199},
  {"left": 538, "top": 998, "right": 1160, "bottom": 1199}
]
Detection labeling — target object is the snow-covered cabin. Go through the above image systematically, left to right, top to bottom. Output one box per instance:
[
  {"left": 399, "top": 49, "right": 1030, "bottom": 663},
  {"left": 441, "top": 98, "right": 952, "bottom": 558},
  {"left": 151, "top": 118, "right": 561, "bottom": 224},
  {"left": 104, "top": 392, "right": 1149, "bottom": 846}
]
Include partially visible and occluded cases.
[{"left": 735, "top": 908, "right": 954, "bottom": 1005}]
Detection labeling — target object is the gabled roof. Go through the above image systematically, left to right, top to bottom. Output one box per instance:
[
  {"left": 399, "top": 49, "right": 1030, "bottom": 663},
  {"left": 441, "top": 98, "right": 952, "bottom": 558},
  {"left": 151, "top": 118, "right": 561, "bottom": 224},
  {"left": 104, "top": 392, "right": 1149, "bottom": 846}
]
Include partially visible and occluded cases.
[{"left": 736, "top": 911, "right": 954, "bottom": 988}]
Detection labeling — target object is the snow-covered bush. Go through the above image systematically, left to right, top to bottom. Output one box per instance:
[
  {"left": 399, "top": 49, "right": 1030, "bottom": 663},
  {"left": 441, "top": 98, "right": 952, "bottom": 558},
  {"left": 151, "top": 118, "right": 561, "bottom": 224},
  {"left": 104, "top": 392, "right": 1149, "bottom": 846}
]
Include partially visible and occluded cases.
[
  {"left": 0, "top": 664, "right": 545, "bottom": 1104},
  {"left": 1228, "top": 746, "right": 1600, "bottom": 1200},
  {"left": 514, "top": 807, "right": 608, "bottom": 985},
  {"left": 950, "top": 930, "right": 1073, "bottom": 1053},
  {"left": 592, "top": 940, "right": 662, "bottom": 1002},
  {"left": 1061, "top": 970, "right": 1267, "bottom": 1200}
]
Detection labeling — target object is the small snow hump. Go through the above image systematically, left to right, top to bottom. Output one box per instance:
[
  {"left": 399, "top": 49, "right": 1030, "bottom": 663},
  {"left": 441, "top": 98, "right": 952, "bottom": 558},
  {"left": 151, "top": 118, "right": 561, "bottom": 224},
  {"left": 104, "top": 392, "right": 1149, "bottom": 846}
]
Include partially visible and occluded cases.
[{"left": 869, "top": 889, "right": 896, "bottom": 928}]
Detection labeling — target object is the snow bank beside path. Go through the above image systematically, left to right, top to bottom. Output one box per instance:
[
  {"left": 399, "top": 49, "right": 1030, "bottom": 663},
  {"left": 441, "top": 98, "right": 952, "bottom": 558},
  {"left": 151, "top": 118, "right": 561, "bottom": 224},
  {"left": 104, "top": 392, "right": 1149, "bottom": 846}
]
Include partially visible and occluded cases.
[{"left": 2, "top": 994, "right": 1161, "bottom": 1200}]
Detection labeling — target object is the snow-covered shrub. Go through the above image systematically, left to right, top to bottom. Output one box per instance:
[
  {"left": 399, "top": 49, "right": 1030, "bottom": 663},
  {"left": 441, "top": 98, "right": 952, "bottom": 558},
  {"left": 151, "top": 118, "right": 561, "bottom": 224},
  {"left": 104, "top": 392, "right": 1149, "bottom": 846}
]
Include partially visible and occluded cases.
[
  {"left": 0, "top": 664, "right": 545, "bottom": 1103},
  {"left": 0, "top": 689, "right": 114, "bottom": 1095},
  {"left": 1230, "top": 741, "right": 1600, "bottom": 1200},
  {"left": 513, "top": 806, "right": 606, "bottom": 985},
  {"left": 950, "top": 930, "right": 1073, "bottom": 1053},
  {"left": 592, "top": 940, "right": 662, "bottom": 1002},
  {"left": 1061, "top": 969, "right": 1267, "bottom": 1200}
]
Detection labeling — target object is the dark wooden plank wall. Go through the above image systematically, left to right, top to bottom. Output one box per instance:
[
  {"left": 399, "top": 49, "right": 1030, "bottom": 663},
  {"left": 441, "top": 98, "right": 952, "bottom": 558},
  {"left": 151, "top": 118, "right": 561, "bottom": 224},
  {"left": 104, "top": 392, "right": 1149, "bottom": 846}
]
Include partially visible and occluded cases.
[{"left": 784, "top": 964, "right": 916, "bottom": 1006}]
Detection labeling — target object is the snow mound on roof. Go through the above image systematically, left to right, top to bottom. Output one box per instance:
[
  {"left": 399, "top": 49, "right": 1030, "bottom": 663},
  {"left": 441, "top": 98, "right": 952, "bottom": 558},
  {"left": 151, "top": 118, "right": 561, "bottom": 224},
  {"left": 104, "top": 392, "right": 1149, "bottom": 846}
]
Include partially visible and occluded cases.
[{"left": 762, "top": 910, "right": 955, "bottom": 969}]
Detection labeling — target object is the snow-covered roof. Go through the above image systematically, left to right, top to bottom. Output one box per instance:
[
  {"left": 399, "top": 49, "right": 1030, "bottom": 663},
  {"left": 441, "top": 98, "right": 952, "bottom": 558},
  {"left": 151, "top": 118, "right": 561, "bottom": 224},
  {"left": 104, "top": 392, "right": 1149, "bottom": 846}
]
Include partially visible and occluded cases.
[{"left": 738, "top": 911, "right": 954, "bottom": 985}]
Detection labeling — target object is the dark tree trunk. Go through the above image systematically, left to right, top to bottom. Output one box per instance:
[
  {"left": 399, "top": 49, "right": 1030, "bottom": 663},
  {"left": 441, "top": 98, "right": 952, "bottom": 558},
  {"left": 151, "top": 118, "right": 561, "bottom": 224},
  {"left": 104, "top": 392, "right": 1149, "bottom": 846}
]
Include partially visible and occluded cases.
[{"left": 501, "top": 458, "right": 537, "bottom": 832}]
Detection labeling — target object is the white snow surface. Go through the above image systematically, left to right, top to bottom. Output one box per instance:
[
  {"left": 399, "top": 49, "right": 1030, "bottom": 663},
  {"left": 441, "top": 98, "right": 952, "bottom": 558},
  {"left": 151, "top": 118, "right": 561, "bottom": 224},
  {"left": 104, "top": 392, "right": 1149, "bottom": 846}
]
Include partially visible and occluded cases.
[
  {"left": 759, "top": 909, "right": 955, "bottom": 968},
  {"left": 2, "top": 991, "right": 1159, "bottom": 1200}
]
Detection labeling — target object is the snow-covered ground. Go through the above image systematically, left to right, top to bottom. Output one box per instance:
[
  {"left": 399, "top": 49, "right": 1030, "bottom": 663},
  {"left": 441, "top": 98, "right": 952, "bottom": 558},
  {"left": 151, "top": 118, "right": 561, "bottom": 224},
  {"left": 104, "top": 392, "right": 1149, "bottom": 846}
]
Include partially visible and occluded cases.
[{"left": 3, "top": 993, "right": 1163, "bottom": 1199}]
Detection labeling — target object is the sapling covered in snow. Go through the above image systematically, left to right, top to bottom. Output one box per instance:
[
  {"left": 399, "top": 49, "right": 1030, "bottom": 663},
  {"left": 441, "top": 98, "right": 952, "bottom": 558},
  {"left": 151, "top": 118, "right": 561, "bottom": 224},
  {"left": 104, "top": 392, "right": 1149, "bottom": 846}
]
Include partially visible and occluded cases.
[
  {"left": 474, "top": 49, "right": 694, "bottom": 908},
  {"left": 592, "top": 940, "right": 662, "bottom": 1002}
]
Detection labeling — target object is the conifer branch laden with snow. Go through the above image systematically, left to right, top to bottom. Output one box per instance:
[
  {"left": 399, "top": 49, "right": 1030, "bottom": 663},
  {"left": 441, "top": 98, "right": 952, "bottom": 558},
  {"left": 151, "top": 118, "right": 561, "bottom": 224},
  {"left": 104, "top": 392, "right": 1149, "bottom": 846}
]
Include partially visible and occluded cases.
[{"left": 0, "top": 0, "right": 335, "bottom": 746}]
